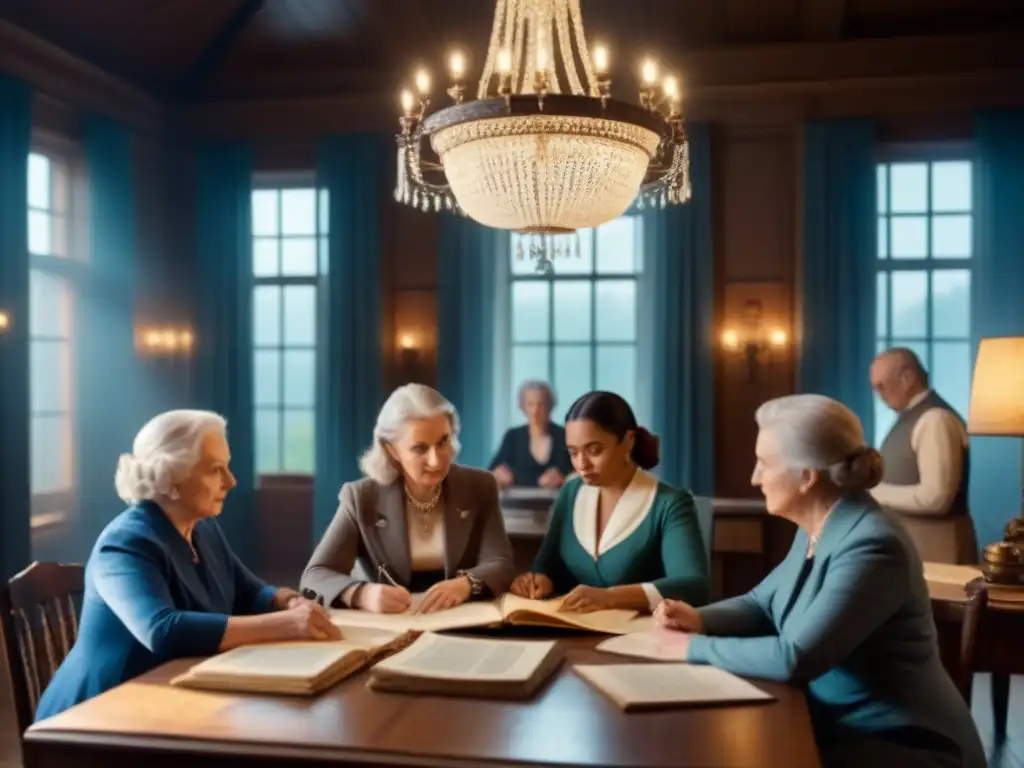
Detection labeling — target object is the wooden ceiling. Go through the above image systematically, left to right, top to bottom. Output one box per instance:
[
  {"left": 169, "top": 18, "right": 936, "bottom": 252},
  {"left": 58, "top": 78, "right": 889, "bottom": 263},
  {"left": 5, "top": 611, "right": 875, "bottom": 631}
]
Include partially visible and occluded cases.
[{"left": 2, "top": 0, "right": 1024, "bottom": 103}]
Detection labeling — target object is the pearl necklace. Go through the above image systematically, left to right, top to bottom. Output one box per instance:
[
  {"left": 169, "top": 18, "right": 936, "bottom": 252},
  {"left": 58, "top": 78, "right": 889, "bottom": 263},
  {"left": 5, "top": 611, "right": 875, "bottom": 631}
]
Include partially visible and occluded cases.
[{"left": 405, "top": 484, "right": 442, "bottom": 535}]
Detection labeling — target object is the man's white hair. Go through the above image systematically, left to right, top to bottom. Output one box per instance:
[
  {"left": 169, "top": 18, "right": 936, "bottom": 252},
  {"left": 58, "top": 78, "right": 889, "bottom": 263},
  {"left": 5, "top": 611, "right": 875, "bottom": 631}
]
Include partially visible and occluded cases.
[
  {"left": 359, "top": 384, "right": 461, "bottom": 486},
  {"left": 755, "top": 394, "right": 884, "bottom": 491},
  {"left": 114, "top": 409, "right": 226, "bottom": 505}
]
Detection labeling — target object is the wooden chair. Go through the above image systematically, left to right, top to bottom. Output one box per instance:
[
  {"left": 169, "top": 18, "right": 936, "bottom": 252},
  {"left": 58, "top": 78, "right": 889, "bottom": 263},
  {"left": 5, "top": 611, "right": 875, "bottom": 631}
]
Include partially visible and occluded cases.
[
  {"left": 0, "top": 561, "right": 84, "bottom": 737},
  {"left": 953, "top": 577, "right": 988, "bottom": 704}
]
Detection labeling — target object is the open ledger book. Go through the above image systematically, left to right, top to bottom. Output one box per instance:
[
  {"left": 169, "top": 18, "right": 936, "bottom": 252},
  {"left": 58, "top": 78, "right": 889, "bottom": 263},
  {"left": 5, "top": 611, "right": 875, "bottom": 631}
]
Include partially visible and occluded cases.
[
  {"left": 332, "top": 593, "right": 637, "bottom": 635},
  {"left": 170, "top": 627, "right": 418, "bottom": 695},
  {"left": 368, "top": 632, "right": 564, "bottom": 699},
  {"left": 575, "top": 664, "right": 774, "bottom": 712}
]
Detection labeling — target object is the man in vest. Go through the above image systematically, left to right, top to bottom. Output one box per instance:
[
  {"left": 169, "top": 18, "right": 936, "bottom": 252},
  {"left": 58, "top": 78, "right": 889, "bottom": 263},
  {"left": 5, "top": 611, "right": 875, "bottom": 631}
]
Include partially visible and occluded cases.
[{"left": 870, "top": 347, "right": 978, "bottom": 564}]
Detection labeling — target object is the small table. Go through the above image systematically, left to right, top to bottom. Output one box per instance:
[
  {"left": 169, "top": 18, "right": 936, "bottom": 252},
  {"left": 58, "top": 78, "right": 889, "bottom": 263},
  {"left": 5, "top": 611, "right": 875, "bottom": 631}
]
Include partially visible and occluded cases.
[{"left": 24, "top": 635, "right": 820, "bottom": 768}]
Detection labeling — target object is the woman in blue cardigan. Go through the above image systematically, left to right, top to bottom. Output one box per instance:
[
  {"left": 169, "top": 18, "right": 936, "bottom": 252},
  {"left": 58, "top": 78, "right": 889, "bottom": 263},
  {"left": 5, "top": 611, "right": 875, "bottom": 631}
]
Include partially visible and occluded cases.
[
  {"left": 655, "top": 394, "right": 984, "bottom": 768},
  {"left": 35, "top": 409, "right": 341, "bottom": 720}
]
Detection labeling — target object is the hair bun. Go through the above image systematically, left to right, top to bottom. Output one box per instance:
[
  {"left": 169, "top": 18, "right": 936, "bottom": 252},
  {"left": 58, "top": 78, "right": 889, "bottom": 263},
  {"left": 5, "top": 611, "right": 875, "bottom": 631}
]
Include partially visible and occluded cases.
[
  {"left": 631, "top": 427, "right": 661, "bottom": 471},
  {"left": 831, "top": 446, "right": 885, "bottom": 491}
]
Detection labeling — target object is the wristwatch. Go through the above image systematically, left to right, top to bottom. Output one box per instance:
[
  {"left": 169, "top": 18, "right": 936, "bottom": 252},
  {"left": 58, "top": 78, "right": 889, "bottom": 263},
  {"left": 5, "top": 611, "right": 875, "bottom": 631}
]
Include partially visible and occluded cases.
[{"left": 458, "top": 570, "right": 486, "bottom": 597}]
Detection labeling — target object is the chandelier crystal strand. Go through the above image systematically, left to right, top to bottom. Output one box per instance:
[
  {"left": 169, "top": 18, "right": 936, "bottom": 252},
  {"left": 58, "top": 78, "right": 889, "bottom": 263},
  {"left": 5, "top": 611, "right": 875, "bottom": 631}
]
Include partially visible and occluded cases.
[
  {"left": 554, "top": 0, "right": 585, "bottom": 96},
  {"left": 569, "top": 0, "right": 599, "bottom": 97}
]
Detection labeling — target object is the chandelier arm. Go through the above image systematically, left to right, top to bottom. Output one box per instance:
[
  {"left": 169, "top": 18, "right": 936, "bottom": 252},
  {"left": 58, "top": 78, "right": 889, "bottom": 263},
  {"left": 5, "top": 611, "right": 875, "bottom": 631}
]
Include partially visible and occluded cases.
[
  {"left": 555, "top": 0, "right": 584, "bottom": 96},
  {"left": 569, "top": 0, "right": 599, "bottom": 97}
]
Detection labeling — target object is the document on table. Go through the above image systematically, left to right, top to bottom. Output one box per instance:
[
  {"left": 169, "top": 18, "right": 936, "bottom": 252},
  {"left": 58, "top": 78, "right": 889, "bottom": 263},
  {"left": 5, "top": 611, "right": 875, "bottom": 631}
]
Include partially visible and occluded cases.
[
  {"left": 595, "top": 629, "right": 691, "bottom": 662},
  {"left": 373, "top": 632, "right": 559, "bottom": 682},
  {"left": 575, "top": 663, "right": 774, "bottom": 711}
]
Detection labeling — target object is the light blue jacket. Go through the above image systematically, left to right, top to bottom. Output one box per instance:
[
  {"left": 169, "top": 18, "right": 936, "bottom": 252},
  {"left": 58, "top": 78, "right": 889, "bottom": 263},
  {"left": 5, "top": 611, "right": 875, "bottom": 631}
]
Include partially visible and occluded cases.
[{"left": 688, "top": 493, "right": 984, "bottom": 768}]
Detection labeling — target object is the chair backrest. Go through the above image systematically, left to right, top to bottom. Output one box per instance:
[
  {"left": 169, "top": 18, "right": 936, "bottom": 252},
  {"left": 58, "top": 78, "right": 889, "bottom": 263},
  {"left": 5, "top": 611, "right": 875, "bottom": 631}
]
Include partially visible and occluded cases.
[
  {"left": 692, "top": 496, "right": 715, "bottom": 571},
  {"left": 0, "top": 560, "right": 84, "bottom": 735},
  {"left": 954, "top": 576, "right": 989, "bottom": 704}
]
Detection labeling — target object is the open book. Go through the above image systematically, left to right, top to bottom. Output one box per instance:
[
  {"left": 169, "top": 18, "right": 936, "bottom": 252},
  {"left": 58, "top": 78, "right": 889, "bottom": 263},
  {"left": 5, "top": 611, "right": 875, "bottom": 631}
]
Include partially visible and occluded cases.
[
  {"left": 923, "top": 562, "right": 1024, "bottom": 602},
  {"left": 331, "top": 593, "right": 638, "bottom": 635},
  {"left": 170, "top": 628, "right": 417, "bottom": 695},
  {"left": 368, "top": 632, "right": 564, "bottom": 699},
  {"left": 575, "top": 663, "right": 774, "bottom": 712}
]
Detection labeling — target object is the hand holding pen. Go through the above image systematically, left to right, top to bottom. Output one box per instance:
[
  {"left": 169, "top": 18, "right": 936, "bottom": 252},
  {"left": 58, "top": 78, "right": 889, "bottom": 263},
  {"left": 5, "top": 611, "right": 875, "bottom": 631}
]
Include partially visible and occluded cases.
[{"left": 353, "top": 565, "right": 412, "bottom": 614}]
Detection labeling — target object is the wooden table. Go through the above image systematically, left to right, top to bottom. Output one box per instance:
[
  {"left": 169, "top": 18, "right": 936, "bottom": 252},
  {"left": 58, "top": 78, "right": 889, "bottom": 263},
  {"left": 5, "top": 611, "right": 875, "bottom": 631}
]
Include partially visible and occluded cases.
[{"left": 23, "top": 635, "right": 820, "bottom": 768}]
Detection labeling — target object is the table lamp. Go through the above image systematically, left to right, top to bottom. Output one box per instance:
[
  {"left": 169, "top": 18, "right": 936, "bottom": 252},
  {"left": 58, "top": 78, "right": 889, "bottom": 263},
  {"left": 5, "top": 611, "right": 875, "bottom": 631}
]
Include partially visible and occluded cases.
[{"left": 967, "top": 336, "right": 1024, "bottom": 585}]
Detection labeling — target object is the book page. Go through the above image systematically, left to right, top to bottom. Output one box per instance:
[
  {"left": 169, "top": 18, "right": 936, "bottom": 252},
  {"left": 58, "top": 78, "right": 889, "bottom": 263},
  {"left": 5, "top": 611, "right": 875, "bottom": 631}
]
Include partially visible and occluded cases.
[
  {"left": 923, "top": 562, "right": 984, "bottom": 587},
  {"left": 502, "top": 594, "right": 638, "bottom": 633},
  {"left": 331, "top": 599, "right": 504, "bottom": 633},
  {"left": 596, "top": 630, "right": 690, "bottom": 662},
  {"left": 374, "top": 632, "right": 557, "bottom": 682},
  {"left": 187, "top": 642, "right": 363, "bottom": 679},
  {"left": 575, "top": 664, "right": 773, "bottom": 706}
]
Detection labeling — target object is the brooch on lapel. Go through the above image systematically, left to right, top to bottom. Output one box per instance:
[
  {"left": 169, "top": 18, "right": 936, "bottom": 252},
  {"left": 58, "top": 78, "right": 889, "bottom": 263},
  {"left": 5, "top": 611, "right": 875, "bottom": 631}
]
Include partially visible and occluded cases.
[
  {"left": 459, "top": 509, "right": 472, "bottom": 520},
  {"left": 375, "top": 517, "right": 388, "bottom": 528}
]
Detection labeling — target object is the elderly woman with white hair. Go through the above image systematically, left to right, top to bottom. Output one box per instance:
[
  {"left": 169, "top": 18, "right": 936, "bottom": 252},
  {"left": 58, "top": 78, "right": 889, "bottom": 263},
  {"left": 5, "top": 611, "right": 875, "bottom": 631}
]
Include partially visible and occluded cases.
[
  {"left": 489, "top": 379, "right": 573, "bottom": 489},
  {"left": 300, "top": 384, "right": 515, "bottom": 615},
  {"left": 654, "top": 395, "right": 984, "bottom": 768},
  {"left": 35, "top": 410, "right": 340, "bottom": 721}
]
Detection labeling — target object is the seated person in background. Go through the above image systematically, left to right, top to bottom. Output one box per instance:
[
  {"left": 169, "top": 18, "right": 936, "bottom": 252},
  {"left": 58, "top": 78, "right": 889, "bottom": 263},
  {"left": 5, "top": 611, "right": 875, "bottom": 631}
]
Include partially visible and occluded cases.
[
  {"left": 489, "top": 379, "right": 573, "bottom": 489},
  {"left": 300, "top": 384, "right": 515, "bottom": 616},
  {"left": 510, "top": 391, "right": 710, "bottom": 612},
  {"left": 655, "top": 394, "right": 984, "bottom": 768},
  {"left": 36, "top": 410, "right": 339, "bottom": 721}
]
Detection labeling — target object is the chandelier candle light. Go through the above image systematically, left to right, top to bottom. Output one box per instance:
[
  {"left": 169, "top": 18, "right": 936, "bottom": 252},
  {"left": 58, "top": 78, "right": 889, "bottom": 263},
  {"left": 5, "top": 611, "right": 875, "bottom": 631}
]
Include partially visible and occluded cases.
[{"left": 394, "top": 0, "right": 690, "bottom": 270}]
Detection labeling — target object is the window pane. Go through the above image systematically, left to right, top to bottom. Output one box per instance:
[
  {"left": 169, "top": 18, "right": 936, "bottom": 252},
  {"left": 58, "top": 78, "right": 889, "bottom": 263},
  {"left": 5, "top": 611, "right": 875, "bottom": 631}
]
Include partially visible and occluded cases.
[
  {"left": 28, "top": 153, "right": 50, "bottom": 209},
  {"left": 51, "top": 160, "right": 69, "bottom": 215},
  {"left": 931, "top": 161, "right": 971, "bottom": 212},
  {"left": 890, "top": 163, "right": 928, "bottom": 213},
  {"left": 876, "top": 165, "right": 887, "bottom": 214},
  {"left": 318, "top": 188, "right": 330, "bottom": 234},
  {"left": 280, "top": 189, "right": 316, "bottom": 236},
  {"left": 252, "top": 190, "right": 278, "bottom": 237},
  {"left": 29, "top": 210, "right": 51, "bottom": 255},
  {"left": 51, "top": 212, "right": 68, "bottom": 258},
  {"left": 931, "top": 215, "right": 971, "bottom": 259},
  {"left": 877, "top": 216, "right": 887, "bottom": 258},
  {"left": 890, "top": 216, "right": 927, "bottom": 259},
  {"left": 596, "top": 217, "right": 639, "bottom": 274},
  {"left": 319, "top": 236, "right": 329, "bottom": 275},
  {"left": 281, "top": 237, "right": 317, "bottom": 276},
  {"left": 253, "top": 238, "right": 278, "bottom": 277},
  {"left": 931, "top": 270, "right": 970, "bottom": 339},
  {"left": 30, "top": 271, "right": 73, "bottom": 338},
  {"left": 890, "top": 271, "right": 927, "bottom": 338},
  {"left": 876, "top": 272, "right": 888, "bottom": 338},
  {"left": 595, "top": 280, "right": 636, "bottom": 341},
  {"left": 512, "top": 282, "right": 550, "bottom": 342},
  {"left": 553, "top": 282, "right": 591, "bottom": 342},
  {"left": 283, "top": 285, "right": 316, "bottom": 346},
  {"left": 253, "top": 286, "right": 281, "bottom": 346},
  {"left": 31, "top": 340, "right": 72, "bottom": 412},
  {"left": 932, "top": 341, "right": 972, "bottom": 419},
  {"left": 511, "top": 345, "right": 549, "bottom": 422},
  {"left": 553, "top": 345, "right": 592, "bottom": 421},
  {"left": 596, "top": 346, "right": 636, "bottom": 406},
  {"left": 254, "top": 350, "right": 281, "bottom": 406},
  {"left": 283, "top": 350, "right": 315, "bottom": 407},
  {"left": 874, "top": 397, "right": 897, "bottom": 448},
  {"left": 255, "top": 409, "right": 281, "bottom": 474},
  {"left": 283, "top": 410, "right": 316, "bottom": 473},
  {"left": 31, "top": 414, "right": 72, "bottom": 493}
]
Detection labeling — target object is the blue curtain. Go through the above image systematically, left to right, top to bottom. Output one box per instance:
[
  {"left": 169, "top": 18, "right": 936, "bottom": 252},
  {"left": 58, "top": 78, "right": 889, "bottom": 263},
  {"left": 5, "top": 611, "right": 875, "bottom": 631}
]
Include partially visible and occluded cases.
[
  {"left": 0, "top": 76, "right": 32, "bottom": 580},
  {"left": 970, "top": 110, "right": 1024, "bottom": 548},
  {"left": 77, "top": 117, "right": 143, "bottom": 548},
  {"left": 799, "top": 119, "right": 877, "bottom": 442},
  {"left": 643, "top": 122, "right": 715, "bottom": 494},
  {"left": 314, "top": 134, "right": 385, "bottom": 542},
  {"left": 194, "top": 143, "right": 255, "bottom": 561},
  {"left": 437, "top": 215, "right": 507, "bottom": 470}
]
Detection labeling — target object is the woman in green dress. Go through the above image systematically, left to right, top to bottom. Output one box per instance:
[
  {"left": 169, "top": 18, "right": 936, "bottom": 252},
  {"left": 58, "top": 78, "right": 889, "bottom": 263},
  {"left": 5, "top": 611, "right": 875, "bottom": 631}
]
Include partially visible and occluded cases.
[{"left": 510, "top": 391, "right": 710, "bottom": 612}]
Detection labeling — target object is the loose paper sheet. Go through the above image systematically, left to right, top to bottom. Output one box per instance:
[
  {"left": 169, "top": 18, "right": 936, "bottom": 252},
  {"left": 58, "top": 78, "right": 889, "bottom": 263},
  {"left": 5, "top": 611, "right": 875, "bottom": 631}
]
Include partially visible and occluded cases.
[
  {"left": 595, "top": 630, "right": 691, "bottom": 662},
  {"left": 374, "top": 632, "right": 557, "bottom": 682},
  {"left": 575, "top": 663, "right": 773, "bottom": 706}
]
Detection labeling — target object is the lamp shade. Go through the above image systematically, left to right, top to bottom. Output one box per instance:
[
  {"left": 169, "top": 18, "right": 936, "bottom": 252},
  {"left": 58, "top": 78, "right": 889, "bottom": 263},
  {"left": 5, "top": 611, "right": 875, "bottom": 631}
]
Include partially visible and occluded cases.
[{"left": 967, "top": 336, "right": 1024, "bottom": 436}]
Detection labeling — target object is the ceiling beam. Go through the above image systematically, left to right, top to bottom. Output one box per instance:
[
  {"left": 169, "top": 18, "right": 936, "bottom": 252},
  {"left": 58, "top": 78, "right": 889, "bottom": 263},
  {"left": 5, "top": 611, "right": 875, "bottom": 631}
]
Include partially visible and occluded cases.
[
  {"left": 176, "top": 0, "right": 265, "bottom": 102},
  {"left": 799, "top": 0, "right": 846, "bottom": 42}
]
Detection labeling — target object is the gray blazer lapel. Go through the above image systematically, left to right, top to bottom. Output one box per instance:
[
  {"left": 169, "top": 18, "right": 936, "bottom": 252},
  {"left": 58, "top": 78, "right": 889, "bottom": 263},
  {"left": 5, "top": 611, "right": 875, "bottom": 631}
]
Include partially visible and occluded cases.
[
  {"left": 443, "top": 467, "right": 476, "bottom": 577},
  {"left": 371, "top": 481, "right": 413, "bottom": 586}
]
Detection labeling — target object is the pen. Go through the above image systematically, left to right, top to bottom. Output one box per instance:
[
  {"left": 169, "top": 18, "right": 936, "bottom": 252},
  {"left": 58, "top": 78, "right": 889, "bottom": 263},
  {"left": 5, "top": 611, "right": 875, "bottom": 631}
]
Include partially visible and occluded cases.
[{"left": 378, "top": 564, "right": 400, "bottom": 587}]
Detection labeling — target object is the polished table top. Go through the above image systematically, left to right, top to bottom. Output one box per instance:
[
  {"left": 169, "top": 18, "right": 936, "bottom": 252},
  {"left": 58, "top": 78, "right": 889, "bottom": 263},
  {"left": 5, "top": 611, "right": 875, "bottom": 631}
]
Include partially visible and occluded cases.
[{"left": 25, "top": 633, "right": 820, "bottom": 768}]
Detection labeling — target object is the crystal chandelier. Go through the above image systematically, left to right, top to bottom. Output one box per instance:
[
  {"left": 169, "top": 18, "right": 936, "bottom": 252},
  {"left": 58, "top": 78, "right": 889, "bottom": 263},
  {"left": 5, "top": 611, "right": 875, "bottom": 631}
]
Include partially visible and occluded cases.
[{"left": 394, "top": 0, "right": 691, "bottom": 245}]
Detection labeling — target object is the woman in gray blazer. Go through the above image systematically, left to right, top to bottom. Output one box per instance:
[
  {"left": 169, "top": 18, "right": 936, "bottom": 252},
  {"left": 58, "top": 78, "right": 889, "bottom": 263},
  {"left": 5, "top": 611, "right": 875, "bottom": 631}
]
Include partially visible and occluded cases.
[{"left": 300, "top": 384, "right": 515, "bottom": 615}]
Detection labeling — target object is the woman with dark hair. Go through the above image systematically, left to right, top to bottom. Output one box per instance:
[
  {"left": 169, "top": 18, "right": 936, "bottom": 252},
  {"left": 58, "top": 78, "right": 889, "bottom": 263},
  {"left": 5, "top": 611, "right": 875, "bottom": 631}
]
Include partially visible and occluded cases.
[{"left": 509, "top": 391, "right": 710, "bottom": 612}]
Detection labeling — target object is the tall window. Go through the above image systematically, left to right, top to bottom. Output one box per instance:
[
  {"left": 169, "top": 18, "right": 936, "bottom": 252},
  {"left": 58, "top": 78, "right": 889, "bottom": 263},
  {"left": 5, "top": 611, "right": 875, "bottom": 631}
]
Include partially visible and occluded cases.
[
  {"left": 27, "top": 149, "right": 79, "bottom": 520},
  {"left": 875, "top": 159, "right": 973, "bottom": 444},
  {"left": 251, "top": 183, "right": 327, "bottom": 475},
  {"left": 507, "top": 216, "right": 642, "bottom": 425}
]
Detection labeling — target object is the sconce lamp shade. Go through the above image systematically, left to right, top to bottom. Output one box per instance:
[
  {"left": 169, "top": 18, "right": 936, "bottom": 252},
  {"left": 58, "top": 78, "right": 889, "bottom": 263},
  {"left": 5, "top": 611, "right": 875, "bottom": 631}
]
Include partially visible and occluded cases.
[{"left": 967, "top": 337, "right": 1024, "bottom": 436}]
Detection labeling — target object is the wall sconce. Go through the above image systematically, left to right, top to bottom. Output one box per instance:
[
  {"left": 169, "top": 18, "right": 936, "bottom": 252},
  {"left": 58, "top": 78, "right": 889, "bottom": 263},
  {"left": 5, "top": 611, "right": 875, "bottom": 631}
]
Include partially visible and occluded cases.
[
  {"left": 721, "top": 299, "right": 788, "bottom": 383},
  {"left": 0, "top": 310, "right": 10, "bottom": 333},
  {"left": 136, "top": 325, "right": 194, "bottom": 356},
  {"left": 398, "top": 333, "right": 420, "bottom": 367}
]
